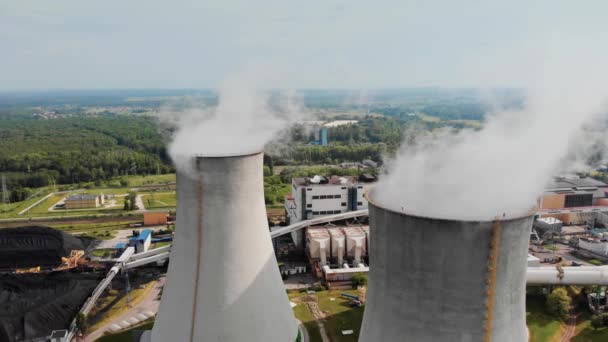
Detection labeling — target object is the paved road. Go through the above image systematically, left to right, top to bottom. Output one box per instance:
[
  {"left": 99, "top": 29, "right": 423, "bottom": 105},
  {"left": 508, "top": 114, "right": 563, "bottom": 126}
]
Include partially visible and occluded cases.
[{"left": 86, "top": 276, "right": 165, "bottom": 342}]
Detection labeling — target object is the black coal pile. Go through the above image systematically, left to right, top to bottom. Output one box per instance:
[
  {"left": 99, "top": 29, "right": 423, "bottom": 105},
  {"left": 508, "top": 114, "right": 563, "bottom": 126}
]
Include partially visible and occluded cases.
[
  {"left": 0, "top": 226, "right": 85, "bottom": 269},
  {"left": 0, "top": 273, "right": 101, "bottom": 342}
]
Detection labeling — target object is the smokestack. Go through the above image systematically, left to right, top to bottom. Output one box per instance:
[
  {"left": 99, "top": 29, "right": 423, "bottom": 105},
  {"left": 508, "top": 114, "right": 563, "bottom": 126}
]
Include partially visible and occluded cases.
[
  {"left": 146, "top": 151, "right": 298, "bottom": 342},
  {"left": 359, "top": 191, "right": 534, "bottom": 342}
]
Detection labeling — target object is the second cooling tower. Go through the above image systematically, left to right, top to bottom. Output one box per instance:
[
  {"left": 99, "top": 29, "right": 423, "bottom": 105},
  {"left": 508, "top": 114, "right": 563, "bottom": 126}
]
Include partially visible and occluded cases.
[
  {"left": 147, "top": 151, "right": 299, "bottom": 342},
  {"left": 359, "top": 192, "right": 534, "bottom": 342}
]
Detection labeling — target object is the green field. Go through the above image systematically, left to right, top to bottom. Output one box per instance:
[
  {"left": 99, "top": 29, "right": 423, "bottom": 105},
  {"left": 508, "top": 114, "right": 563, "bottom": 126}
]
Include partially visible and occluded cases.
[
  {"left": 124, "top": 174, "right": 175, "bottom": 187},
  {"left": 81, "top": 188, "right": 131, "bottom": 195},
  {"left": 0, "top": 190, "right": 52, "bottom": 218},
  {"left": 22, "top": 191, "right": 129, "bottom": 218},
  {"left": 141, "top": 192, "right": 176, "bottom": 209},
  {"left": 27, "top": 193, "right": 69, "bottom": 214},
  {"left": 91, "top": 248, "right": 117, "bottom": 258},
  {"left": 289, "top": 289, "right": 364, "bottom": 342},
  {"left": 317, "top": 290, "right": 364, "bottom": 342},
  {"left": 289, "top": 292, "right": 323, "bottom": 342},
  {"left": 527, "top": 296, "right": 563, "bottom": 342}
]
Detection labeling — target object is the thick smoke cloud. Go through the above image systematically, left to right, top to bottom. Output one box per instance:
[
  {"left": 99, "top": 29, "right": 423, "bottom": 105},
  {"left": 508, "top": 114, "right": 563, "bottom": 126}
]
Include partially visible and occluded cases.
[
  {"left": 166, "top": 70, "right": 307, "bottom": 174},
  {"left": 374, "top": 74, "right": 608, "bottom": 221}
]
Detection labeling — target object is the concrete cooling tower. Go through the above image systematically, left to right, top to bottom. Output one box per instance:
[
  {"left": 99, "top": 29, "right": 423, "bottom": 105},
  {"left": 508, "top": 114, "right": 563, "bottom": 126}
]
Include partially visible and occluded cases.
[
  {"left": 144, "top": 151, "right": 299, "bottom": 342},
  {"left": 359, "top": 191, "right": 534, "bottom": 342}
]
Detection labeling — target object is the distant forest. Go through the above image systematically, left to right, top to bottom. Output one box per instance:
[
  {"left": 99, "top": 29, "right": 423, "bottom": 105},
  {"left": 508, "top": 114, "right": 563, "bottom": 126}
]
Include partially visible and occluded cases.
[
  {"left": 0, "top": 87, "right": 512, "bottom": 200},
  {"left": 0, "top": 114, "right": 170, "bottom": 198}
]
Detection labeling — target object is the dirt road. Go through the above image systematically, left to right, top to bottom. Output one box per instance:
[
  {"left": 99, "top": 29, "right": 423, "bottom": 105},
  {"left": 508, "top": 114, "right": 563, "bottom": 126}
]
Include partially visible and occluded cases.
[{"left": 560, "top": 306, "right": 578, "bottom": 342}]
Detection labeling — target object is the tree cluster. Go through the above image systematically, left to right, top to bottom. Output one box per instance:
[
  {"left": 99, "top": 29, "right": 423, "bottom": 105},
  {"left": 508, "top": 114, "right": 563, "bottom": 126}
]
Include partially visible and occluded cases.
[{"left": 546, "top": 287, "right": 571, "bottom": 321}]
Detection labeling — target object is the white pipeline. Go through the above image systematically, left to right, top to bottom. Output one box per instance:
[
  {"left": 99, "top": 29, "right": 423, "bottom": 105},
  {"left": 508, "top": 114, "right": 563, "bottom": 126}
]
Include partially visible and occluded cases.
[{"left": 526, "top": 266, "right": 608, "bottom": 285}]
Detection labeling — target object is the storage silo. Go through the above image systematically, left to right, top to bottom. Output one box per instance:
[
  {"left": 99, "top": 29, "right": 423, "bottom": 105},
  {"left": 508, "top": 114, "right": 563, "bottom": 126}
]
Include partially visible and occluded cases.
[
  {"left": 144, "top": 151, "right": 299, "bottom": 342},
  {"left": 359, "top": 191, "right": 534, "bottom": 342},
  {"left": 306, "top": 227, "right": 330, "bottom": 265},
  {"left": 327, "top": 227, "right": 345, "bottom": 266},
  {"left": 343, "top": 227, "right": 366, "bottom": 265}
]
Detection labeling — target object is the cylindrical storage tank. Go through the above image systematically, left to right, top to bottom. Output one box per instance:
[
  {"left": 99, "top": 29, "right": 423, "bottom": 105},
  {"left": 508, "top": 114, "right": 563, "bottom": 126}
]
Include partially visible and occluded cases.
[
  {"left": 147, "top": 151, "right": 299, "bottom": 342},
  {"left": 359, "top": 192, "right": 534, "bottom": 342},
  {"left": 361, "top": 226, "right": 370, "bottom": 258},
  {"left": 306, "top": 227, "right": 330, "bottom": 265},
  {"left": 343, "top": 227, "right": 366, "bottom": 264},
  {"left": 328, "top": 228, "right": 345, "bottom": 265}
]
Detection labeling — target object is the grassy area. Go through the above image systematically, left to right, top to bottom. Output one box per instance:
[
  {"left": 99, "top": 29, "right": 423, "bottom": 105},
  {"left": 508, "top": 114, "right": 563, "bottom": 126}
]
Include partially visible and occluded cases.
[
  {"left": 123, "top": 174, "right": 175, "bottom": 187},
  {"left": 264, "top": 177, "right": 291, "bottom": 205},
  {"left": 81, "top": 188, "right": 131, "bottom": 195},
  {"left": 0, "top": 190, "right": 54, "bottom": 218},
  {"left": 22, "top": 191, "right": 128, "bottom": 218},
  {"left": 141, "top": 192, "right": 176, "bottom": 209},
  {"left": 26, "top": 193, "right": 68, "bottom": 214},
  {"left": 49, "top": 220, "right": 141, "bottom": 233},
  {"left": 80, "top": 230, "right": 117, "bottom": 240},
  {"left": 150, "top": 241, "right": 171, "bottom": 249},
  {"left": 91, "top": 248, "right": 117, "bottom": 258},
  {"left": 89, "top": 280, "right": 157, "bottom": 333},
  {"left": 289, "top": 289, "right": 364, "bottom": 342},
  {"left": 317, "top": 290, "right": 364, "bottom": 342},
  {"left": 289, "top": 292, "right": 323, "bottom": 342},
  {"left": 527, "top": 296, "right": 563, "bottom": 342},
  {"left": 571, "top": 312, "right": 608, "bottom": 342},
  {"left": 95, "top": 319, "right": 154, "bottom": 342}
]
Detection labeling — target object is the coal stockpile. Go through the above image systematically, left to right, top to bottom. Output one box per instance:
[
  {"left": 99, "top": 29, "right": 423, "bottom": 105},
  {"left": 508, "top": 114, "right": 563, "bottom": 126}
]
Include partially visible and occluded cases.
[
  {"left": 0, "top": 226, "right": 86, "bottom": 269},
  {"left": 0, "top": 273, "right": 101, "bottom": 342}
]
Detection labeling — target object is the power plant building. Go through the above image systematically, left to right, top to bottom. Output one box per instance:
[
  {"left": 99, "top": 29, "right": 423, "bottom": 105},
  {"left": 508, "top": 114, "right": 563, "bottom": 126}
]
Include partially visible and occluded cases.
[
  {"left": 144, "top": 152, "right": 298, "bottom": 342},
  {"left": 285, "top": 175, "right": 375, "bottom": 245},
  {"left": 540, "top": 177, "right": 608, "bottom": 224},
  {"left": 359, "top": 191, "right": 535, "bottom": 342}
]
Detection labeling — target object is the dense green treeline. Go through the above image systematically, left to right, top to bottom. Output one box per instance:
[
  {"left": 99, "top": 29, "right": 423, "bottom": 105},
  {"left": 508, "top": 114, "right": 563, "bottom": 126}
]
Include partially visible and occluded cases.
[{"left": 0, "top": 115, "right": 172, "bottom": 190}]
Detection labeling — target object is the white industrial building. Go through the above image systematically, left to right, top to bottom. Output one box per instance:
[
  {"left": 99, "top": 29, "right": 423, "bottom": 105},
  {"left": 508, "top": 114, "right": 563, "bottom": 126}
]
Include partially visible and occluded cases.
[
  {"left": 285, "top": 175, "right": 375, "bottom": 246},
  {"left": 305, "top": 225, "right": 370, "bottom": 286},
  {"left": 579, "top": 237, "right": 608, "bottom": 256}
]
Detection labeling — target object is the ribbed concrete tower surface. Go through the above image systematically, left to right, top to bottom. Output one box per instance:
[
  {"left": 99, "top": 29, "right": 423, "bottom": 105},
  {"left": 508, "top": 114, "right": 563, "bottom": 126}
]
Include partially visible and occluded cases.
[
  {"left": 146, "top": 151, "right": 298, "bottom": 342},
  {"left": 359, "top": 191, "right": 534, "bottom": 342}
]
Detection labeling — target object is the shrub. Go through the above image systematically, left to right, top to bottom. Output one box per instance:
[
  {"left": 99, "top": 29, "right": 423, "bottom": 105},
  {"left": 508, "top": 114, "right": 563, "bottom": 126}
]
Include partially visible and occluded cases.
[
  {"left": 351, "top": 273, "right": 368, "bottom": 288},
  {"left": 546, "top": 287, "right": 571, "bottom": 321},
  {"left": 591, "top": 315, "right": 604, "bottom": 330}
]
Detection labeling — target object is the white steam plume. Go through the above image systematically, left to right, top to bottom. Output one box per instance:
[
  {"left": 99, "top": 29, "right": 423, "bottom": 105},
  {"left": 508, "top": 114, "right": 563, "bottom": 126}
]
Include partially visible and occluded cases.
[
  {"left": 166, "top": 70, "right": 307, "bottom": 174},
  {"left": 374, "top": 72, "right": 608, "bottom": 221}
]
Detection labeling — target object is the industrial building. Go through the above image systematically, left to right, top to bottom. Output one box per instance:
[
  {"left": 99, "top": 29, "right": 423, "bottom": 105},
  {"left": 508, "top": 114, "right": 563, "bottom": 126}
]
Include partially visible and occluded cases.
[
  {"left": 144, "top": 152, "right": 298, "bottom": 342},
  {"left": 285, "top": 175, "right": 375, "bottom": 246},
  {"left": 540, "top": 177, "right": 608, "bottom": 224},
  {"left": 359, "top": 190, "right": 535, "bottom": 342},
  {"left": 64, "top": 194, "right": 104, "bottom": 209},
  {"left": 143, "top": 211, "right": 169, "bottom": 226},
  {"left": 305, "top": 225, "right": 370, "bottom": 286},
  {"left": 129, "top": 229, "right": 152, "bottom": 253},
  {"left": 579, "top": 236, "right": 608, "bottom": 257}
]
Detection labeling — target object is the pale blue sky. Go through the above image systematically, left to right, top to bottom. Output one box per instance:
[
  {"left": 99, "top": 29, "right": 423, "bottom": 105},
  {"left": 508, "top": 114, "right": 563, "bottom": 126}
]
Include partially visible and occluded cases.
[{"left": 1, "top": 0, "right": 607, "bottom": 90}]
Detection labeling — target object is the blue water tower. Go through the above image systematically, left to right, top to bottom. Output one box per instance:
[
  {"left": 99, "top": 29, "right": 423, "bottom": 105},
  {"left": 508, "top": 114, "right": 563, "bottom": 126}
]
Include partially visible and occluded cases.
[{"left": 321, "top": 127, "right": 328, "bottom": 146}]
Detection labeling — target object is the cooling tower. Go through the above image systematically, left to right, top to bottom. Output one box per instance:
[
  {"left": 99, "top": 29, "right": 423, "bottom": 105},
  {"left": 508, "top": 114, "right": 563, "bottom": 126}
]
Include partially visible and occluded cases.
[
  {"left": 146, "top": 151, "right": 299, "bottom": 342},
  {"left": 359, "top": 192, "right": 534, "bottom": 342}
]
